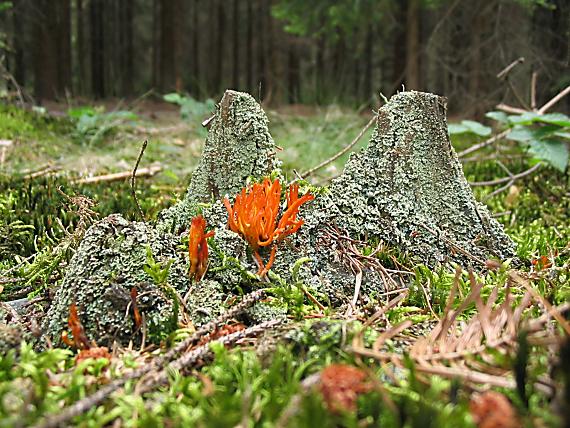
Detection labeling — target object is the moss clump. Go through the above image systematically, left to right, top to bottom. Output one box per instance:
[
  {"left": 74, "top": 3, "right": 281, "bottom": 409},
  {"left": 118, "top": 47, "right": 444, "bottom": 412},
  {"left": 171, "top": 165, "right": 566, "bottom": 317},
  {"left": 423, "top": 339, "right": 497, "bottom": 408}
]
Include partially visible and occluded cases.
[{"left": 43, "top": 214, "right": 189, "bottom": 346}]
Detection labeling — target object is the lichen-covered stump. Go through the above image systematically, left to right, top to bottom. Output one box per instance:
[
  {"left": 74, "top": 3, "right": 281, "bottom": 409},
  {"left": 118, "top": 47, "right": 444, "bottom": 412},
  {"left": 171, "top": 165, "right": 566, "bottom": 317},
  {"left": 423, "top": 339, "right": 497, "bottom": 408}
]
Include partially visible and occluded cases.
[
  {"left": 158, "top": 90, "right": 280, "bottom": 234},
  {"left": 319, "top": 91, "right": 515, "bottom": 266},
  {"left": 43, "top": 215, "right": 189, "bottom": 346}
]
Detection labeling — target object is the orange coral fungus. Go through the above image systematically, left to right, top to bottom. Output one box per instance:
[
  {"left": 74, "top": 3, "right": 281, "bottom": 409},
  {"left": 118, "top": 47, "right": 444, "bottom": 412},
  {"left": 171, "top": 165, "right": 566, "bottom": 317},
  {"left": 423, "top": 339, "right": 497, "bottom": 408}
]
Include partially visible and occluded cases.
[
  {"left": 223, "top": 178, "right": 314, "bottom": 277},
  {"left": 188, "top": 215, "right": 215, "bottom": 282},
  {"left": 130, "top": 286, "right": 142, "bottom": 330},
  {"left": 61, "top": 303, "right": 91, "bottom": 350},
  {"left": 75, "top": 346, "right": 111, "bottom": 365},
  {"left": 320, "top": 364, "right": 372, "bottom": 413},
  {"left": 469, "top": 391, "right": 519, "bottom": 428}
]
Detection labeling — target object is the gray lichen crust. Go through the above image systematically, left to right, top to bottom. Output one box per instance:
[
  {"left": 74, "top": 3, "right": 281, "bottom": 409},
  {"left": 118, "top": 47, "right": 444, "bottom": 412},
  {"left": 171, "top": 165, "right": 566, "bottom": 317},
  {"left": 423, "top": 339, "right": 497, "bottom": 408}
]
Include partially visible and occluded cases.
[
  {"left": 157, "top": 90, "right": 280, "bottom": 234},
  {"left": 321, "top": 91, "right": 515, "bottom": 266},
  {"left": 43, "top": 214, "right": 189, "bottom": 346}
]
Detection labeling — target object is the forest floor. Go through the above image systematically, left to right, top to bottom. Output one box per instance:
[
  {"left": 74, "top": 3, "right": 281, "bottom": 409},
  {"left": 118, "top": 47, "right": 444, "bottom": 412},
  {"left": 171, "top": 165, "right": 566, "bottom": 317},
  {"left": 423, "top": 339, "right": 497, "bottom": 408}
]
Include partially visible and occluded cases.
[{"left": 0, "top": 98, "right": 568, "bottom": 427}]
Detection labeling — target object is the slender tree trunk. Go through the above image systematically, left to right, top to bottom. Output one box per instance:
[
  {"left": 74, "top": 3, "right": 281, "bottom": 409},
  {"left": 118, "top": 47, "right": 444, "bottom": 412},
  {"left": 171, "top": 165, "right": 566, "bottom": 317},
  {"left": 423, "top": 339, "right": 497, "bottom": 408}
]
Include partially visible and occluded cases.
[
  {"left": 12, "top": 0, "right": 26, "bottom": 86},
  {"left": 34, "top": 0, "right": 59, "bottom": 100},
  {"left": 57, "top": 0, "right": 72, "bottom": 95},
  {"left": 76, "top": 0, "right": 86, "bottom": 95},
  {"left": 90, "top": 0, "right": 105, "bottom": 98},
  {"left": 152, "top": 0, "right": 159, "bottom": 89},
  {"left": 159, "top": 0, "right": 183, "bottom": 92},
  {"left": 190, "top": 0, "right": 200, "bottom": 96},
  {"left": 210, "top": 0, "right": 226, "bottom": 94},
  {"left": 232, "top": 0, "right": 240, "bottom": 89},
  {"left": 246, "top": 0, "right": 253, "bottom": 94},
  {"left": 257, "top": 0, "right": 267, "bottom": 100},
  {"left": 405, "top": 0, "right": 421, "bottom": 90},
  {"left": 391, "top": 1, "right": 407, "bottom": 92},
  {"left": 363, "top": 23, "right": 374, "bottom": 103},
  {"left": 315, "top": 36, "right": 325, "bottom": 103},
  {"left": 287, "top": 38, "right": 300, "bottom": 103}
]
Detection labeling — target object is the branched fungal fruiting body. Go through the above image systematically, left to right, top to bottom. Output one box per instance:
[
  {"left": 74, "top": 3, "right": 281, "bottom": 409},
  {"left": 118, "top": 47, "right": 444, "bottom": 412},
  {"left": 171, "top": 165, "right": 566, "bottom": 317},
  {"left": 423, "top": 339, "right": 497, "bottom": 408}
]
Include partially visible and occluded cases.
[
  {"left": 223, "top": 178, "right": 314, "bottom": 277},
  {"left": 188, "top": 215, "right": 214, "bottom": 282},
  {"left": 61, "top": 303, "right": 91, "bottom": 350}
]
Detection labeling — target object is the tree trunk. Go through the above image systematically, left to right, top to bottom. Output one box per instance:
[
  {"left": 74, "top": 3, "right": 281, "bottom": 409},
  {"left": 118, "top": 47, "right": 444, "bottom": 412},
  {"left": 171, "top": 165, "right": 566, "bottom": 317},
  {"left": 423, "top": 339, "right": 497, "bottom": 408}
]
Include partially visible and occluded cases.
[
  {"left": 12, "top": 0, "right": 26, "bottom": 86},
  {"left": 34, "top": 0, "right": 59, "bottom": 100},
  {"left": 57, "top": 0, "right": 72, "bottom": 95},
  {"left": 76, "top": 0, "right": 86, "bottom": 94},
  {"left": 90, "top": 0, "right": 105, "bottom": 98},
  {"left": 159, "top": 0, "right": 183, "bottom": 92},
  {"left": 190, "top": 0, "right": 200, "bottom": 96},
  {"left": 211, "top": 0, "right": 226, "bottom": 94},
  {"left": 232, "top": 0, "right": 240, "bottom": 89},
  {"left": 256, "top": 0, "right": 266, "bottom": 101},
  {"left": 405, "top": 0, "right": 421, "bottom": 90},
  {"left": 246, "top": 1, "right": 253, "bottom": 94},
  {"left": 391, "top": 1, "right": 406, "bottom": 92},
  {"left": 363, "top": 23, "right": 374, "bottom": 103},
  {"left": 287, "top": 38, "right": 300, "bottom": 103}
]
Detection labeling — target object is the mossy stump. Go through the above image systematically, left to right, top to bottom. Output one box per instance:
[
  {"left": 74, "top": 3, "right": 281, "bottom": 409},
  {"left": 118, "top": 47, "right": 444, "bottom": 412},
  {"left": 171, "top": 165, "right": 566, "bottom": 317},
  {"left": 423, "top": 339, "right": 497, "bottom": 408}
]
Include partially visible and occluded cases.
[{"left": 317, "top": 91, "right": 515, "bottom": 267}]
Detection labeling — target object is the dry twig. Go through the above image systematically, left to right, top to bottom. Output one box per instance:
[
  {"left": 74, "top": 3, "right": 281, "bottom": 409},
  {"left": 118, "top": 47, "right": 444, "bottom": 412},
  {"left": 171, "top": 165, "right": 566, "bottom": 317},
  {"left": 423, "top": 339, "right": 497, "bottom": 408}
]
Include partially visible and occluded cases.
[{"left": 301, "top": 114, "right": 377, "bottom": 179}]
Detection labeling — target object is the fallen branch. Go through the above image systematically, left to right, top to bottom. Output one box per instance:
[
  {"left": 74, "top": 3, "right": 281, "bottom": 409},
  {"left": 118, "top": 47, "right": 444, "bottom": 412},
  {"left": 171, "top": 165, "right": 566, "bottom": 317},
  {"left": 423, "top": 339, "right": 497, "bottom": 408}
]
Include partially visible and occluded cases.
[
  {"left": 538, "top": 85, "right": 570, "bottom": 114},
  {"left": 301, "top": 114, "right": 377, "bottom": 179},
  {"left": 457, "top": 129, "right": 511, "bottom": 158},
  {"left": 470, "top": 162, "right": 542, "bottom": 187},
  {"left": 71, "top": 165, "right": 161, "bottom": 185}
]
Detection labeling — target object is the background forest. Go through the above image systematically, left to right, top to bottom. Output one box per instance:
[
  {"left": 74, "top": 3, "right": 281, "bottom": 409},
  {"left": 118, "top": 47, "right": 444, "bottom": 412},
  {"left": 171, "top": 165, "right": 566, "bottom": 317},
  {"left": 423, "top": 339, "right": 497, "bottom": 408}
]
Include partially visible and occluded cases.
[{"left": 0, "top": 0, "right": 568, "bottom": 114}]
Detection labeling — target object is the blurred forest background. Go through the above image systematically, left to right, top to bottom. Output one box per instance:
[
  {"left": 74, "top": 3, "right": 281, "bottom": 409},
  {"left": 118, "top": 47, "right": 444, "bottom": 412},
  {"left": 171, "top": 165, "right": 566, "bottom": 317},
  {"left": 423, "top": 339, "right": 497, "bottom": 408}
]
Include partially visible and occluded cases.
[{"left": 0, "top": 0, "right": 568, "bottom": 115}]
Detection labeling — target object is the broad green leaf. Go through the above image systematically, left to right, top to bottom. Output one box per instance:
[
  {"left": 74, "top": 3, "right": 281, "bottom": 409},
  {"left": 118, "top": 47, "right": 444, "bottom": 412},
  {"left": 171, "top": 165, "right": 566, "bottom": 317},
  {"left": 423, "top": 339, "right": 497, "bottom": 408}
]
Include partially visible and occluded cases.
[
  {"left": 163, "top": 93, "right": 183, "bottom": 105},
  {"left": 485, "top": 111, "right": 509, "bottom": 124},
  {"left": 508, "top": 112, "right": 540, "bottom": 125},
  {"left": 535, "top": 113, "right": 570, "bottom": 127},
  {"left": 462, "top": 120, "right": 492, "bottom": 136},
  {"left": 447, "top": 123, "right": 468, "bottom": 135},
  {"left": 506, "top": 126, "right": 534, "bottom": 142},
  {"left": 528, "top": 139, "right": 569, "bottom": 172}
]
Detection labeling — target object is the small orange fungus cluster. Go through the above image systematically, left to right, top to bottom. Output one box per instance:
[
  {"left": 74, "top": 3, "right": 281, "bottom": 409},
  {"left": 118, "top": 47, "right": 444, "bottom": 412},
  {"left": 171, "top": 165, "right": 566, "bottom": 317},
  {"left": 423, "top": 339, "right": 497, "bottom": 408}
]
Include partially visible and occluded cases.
[
  {"left": 223, "top": 178, "right": 314, "bottom": 277},
  {"left": 188, "top": 215, "right": 215, "bottom": 282},
  {"left": 61, "top": 303, "right": 91, "bottom": 350},
  {"left": 62, "top": 303, "right": 111, "bottom": 364},
  {"left": 319, "top": 364, "right": 372, "bottom": 413},
  {"left": 469, "top": 391, "right": 519, "bottom": 428}
]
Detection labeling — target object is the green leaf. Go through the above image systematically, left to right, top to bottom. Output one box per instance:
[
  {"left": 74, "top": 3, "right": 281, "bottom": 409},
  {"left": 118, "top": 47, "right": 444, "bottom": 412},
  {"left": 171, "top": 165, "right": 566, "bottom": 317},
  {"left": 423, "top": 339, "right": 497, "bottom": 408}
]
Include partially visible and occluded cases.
[
  {"left": 163, "top": 93, "right": 183, "bottom": 105},
  {"left": 485, "top": 111, "right": 509, "bottom": 124},
  {"left": 508, "top": 112, "right": 540, "bottom": 125},
  {"left": 535, "top": 113, "right": 570, "bottom": 127},
  {"left": 448, "top": 120, "right": 491, "bottom": 137},
  {"left": 462, "top": 120, "right": 492, "bottom": 136},
  {"left": 447, "top": 123, "right": 468, "bottom": 135},
  {"left": 507, "top": 125, "right": 560, "bottom": 143},
  {"left": 507, "top": 126, "right": 535, "bottom": 142},
  {"left": 554, "top": 131, "right": 570, "bottom": 140},
  {"left": 528, "top": 139, "right": 569, "bottom": 172}
]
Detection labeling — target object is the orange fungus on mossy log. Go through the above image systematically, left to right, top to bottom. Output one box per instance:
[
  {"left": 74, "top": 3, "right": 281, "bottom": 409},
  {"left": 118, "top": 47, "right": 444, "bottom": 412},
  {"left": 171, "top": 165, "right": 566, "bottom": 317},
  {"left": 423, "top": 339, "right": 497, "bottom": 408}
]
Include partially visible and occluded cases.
[
  {"left": 223, "top": 178, "right": 314, "bottom": 277},
  {"left": 188, "top": 215, "right": 215, "bottom": 282}
]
